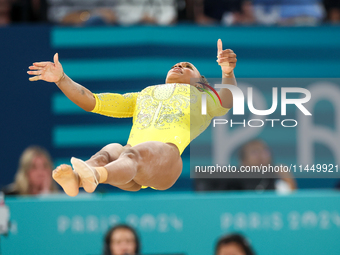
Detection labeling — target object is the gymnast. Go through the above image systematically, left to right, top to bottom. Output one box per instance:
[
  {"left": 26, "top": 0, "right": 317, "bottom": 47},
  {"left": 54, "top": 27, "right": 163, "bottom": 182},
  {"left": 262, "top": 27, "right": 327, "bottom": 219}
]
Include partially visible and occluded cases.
[{"left": 27, "top": 39, "right": 237, "bottom": 196}]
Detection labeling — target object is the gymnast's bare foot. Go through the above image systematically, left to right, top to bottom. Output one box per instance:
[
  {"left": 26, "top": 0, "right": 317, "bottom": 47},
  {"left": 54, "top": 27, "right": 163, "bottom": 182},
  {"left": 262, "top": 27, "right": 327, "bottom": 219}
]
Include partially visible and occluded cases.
[
  {"left": 71, "top": 157, "right": 99, "bottom": 193},
  {"left": 52, "top": 164, "right": 79, "bottom": 197}
]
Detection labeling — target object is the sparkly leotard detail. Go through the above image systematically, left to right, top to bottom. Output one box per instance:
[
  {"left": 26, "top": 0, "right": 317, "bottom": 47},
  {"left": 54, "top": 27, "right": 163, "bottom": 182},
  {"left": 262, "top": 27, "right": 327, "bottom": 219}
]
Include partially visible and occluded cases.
[{"left": 91, "top": 83, "right": 229, "bottom": 155}]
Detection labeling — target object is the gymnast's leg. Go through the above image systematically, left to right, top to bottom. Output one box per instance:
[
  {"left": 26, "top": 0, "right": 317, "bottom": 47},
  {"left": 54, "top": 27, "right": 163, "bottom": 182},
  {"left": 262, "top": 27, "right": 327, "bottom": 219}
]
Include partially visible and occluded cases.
[
  {"left": 72, "top": 141, "right": 183, "bottom": 192},
  {"left": 119, "top": 142, "right": 183, "bottom": 190},
  {"left": 53, "top": 143, "right": 129, "bottom": 196},
  {"left": 78, "top": 143, "right": 142, "bottom": 192},
  {"left": 86, "top": 143, "right": 128, "bottom": 167}
]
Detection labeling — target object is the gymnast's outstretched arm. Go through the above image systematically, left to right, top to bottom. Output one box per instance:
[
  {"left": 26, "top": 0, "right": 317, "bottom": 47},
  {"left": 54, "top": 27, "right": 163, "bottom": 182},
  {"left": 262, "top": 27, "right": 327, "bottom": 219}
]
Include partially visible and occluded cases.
[
  {"left": 216, "top": 39, "right": 238, "bottom": 109},
  {"left": 27, "top": 53, "right": 96, "bottom": 112}
]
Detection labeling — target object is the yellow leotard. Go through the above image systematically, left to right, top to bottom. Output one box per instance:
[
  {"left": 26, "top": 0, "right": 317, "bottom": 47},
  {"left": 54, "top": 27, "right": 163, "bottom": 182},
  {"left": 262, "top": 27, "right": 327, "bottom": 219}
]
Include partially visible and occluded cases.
[{"left": 91, "top": 83, "right": 229, "bottom": 155}]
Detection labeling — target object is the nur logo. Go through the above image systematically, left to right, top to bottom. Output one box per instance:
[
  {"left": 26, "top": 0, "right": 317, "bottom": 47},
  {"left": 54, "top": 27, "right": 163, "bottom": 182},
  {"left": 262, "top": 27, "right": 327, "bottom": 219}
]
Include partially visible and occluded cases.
[
  {"left": 198, "top": 82, "right": 222, "bottom": 115},
  {"left": 200, "top": 83, "right": 312, "bottom": 116}
]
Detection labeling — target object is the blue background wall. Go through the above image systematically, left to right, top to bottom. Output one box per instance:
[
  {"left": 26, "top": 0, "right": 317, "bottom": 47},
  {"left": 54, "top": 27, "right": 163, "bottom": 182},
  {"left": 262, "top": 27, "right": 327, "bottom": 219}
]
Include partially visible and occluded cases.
[{"left": 1, "top": 25, "right": 340, "bottom": 190}]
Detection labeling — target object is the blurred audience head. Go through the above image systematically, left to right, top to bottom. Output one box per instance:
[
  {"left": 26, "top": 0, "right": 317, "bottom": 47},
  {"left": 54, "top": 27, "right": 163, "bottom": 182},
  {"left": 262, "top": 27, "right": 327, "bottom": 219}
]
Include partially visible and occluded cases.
[
  {"left": 0, "top": 0, "right": 10, "bottom": 26},
  {"left": 324, "top": 0, "right": 340, "bottom": 23},
  {"left": 239, "top": 139, "right": 271, "bottom": 167},
  {"left": 14, "top": 145, "right": 58, "bottom": 195},
  {"left": 103, "top": 224, "right": 140, "bottom": 255},
  {"left": 215, "top": 233, "right": 255, "bottom": 255}
]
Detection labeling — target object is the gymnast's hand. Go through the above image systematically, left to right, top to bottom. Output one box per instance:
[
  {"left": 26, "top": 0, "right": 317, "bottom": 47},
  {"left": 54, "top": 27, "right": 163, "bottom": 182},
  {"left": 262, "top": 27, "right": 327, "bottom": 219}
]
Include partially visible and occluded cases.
[
  {"left": 217, "top": 39, "right": 237, "bottom": 75},
  {"left": 27, "top": 53, "right": 64, "bottom": 83}
]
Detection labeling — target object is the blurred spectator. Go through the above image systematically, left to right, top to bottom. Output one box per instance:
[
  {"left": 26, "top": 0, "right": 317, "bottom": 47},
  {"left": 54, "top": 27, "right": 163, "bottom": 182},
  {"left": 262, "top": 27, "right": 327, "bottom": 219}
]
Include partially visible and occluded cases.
[
  {"left": 0, "top": 0, "right": 10, "bottom": 25},
  {"left": 3, "top": 0, "right": 334, "bottom": 26},
  {"left": 11, "top": 0, "right": 48, "bottom": 23},
  {"left": 47, "top": 0, "right": 117, "bottom": 25},
  {"left": 47, "top": 0, "right": 176, "bottom": 26},
  {"left": 115, "top": 0, "right": 177, "bottom": 25},
  {"left": 177, "top": 0, "right": 195, "bottom": 22},
  {"left": 177, "top": 0, "right": 212, "bottom": 24},
  {"left": 188, "top": 0, "right": 218, "bottom": 25},
  {"left": 195, "top": 0, "right": 255, "bottom": 26},
  {"left": 203, "top": 0, "right": 241, "bottom": 24},
  {"left": 240, "top": 0, "right": 256, "bottom": 25},
  {"left": 253, "top": 0, "right": 281, "bottom": 25},
  {"left": 253, "top": 0, "right": 325, "bottom": 26},
  {"left": 279, "top": 0, "right": 325, "bottom": 26},
  {"left": 323, "top": 0, "right": 340, "bottom": 23},
  {"left": 194, "top": 139, "right": 297, "bottom": 192},
  {"left": 239, "top": 139, "right": 297, "bottom": 191},
  {"left": 2, "top": 146, "right": 59, "bottom": 195},
  {"left": 103, "top": 224, "right": 140, "bottom": 255},
  {"left": 215, "top": 233, "right": 255, "bottom": 255}
]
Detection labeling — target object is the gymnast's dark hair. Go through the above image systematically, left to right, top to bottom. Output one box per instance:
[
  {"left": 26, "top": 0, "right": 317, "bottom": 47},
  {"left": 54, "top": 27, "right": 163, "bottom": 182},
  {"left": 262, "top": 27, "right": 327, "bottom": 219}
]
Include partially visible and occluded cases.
[
  {"left": 196, "top": 75, "right": 210, "bottom": 92},
  {"left": 200, "top": 75, "right": 209, "bottom": 85},
  {"left": 103, "top": 224, "right": 140, "bottom": 255},
  {"left": 215, "top": 233, "right": 255, "bottom": 255}
]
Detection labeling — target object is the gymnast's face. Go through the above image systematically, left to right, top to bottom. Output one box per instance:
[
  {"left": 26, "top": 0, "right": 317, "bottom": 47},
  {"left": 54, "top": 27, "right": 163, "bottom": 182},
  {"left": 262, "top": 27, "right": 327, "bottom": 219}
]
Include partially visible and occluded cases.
[
  {"left": 166, "top": 62, "right": 201, "bottom": 85},
  {"left": 110, "top": 228, "right": 137, "bottom": 255}
]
